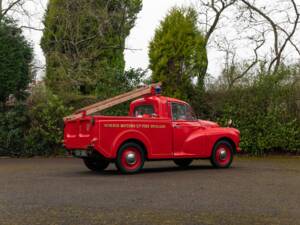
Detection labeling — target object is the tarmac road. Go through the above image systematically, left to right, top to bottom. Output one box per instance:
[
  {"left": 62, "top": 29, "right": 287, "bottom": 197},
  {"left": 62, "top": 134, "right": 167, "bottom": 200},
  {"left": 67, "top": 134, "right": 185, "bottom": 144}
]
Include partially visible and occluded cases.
[{"left": 0, "top": 157, "right": 299, "bottom": 225}]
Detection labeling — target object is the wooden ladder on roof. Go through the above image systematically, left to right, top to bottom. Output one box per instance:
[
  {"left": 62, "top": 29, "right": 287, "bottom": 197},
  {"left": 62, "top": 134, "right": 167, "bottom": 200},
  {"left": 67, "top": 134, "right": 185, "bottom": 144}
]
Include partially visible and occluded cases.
[{"left": 64, "top": 82, "right": 161, "bottom": 121}]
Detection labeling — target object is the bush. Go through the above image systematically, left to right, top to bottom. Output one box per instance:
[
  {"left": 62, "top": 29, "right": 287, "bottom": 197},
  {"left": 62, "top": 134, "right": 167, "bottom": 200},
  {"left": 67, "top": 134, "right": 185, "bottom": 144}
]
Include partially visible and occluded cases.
[
  {"left": 204, "top": 67, "right": 300, "bottom": 155},
  {"left": 0, "top": 84, "right": 72, "bottom": 157},
  {"left": 25, "top": 84, "right": 72, "bottom": 156},
  {"left": 0, "top": 103, "right": 29, "bottom": 156}
]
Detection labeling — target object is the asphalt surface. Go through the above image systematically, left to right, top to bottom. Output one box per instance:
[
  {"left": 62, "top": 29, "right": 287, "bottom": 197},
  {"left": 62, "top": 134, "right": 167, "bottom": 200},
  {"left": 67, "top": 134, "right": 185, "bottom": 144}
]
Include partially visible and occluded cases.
[{"left": 0, "top": 157, "right": 299, "bottom": 225}]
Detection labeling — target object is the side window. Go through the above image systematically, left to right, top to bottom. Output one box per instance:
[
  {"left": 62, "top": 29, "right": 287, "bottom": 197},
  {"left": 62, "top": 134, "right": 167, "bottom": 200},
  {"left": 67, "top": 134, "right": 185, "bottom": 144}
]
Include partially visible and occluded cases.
[
  {"left": 171, "top": 103, "right": 196, "bottom": 121},
  {"left": 134, "top": 105, "right": 155, "bottom": 117}
]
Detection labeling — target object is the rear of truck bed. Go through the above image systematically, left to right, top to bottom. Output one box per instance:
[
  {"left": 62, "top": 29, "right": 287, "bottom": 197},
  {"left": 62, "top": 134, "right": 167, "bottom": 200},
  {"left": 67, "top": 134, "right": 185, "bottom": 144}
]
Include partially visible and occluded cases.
[{"left": 64, "top": 116, "right": 173, "bottom": 159}]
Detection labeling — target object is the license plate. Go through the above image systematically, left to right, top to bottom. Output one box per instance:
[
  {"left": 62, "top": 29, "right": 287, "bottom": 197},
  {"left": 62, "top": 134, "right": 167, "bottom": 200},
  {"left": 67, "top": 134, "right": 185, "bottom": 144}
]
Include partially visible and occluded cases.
[{"left": 73, "top": 150, "right": 88, "bottom": 157}]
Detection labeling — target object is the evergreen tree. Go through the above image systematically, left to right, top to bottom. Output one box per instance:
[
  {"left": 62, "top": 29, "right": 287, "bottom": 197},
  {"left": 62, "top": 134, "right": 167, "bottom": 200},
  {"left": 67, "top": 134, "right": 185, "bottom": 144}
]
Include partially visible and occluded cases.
[
  {"left": 41, "top": 0, "right": 142, "bottom": 102},
  {"left": 149, "top": 7, "right": 207, "bottom": 103},
  {"left": 0, "top": 19, "right": 33, "bottom": 108}
]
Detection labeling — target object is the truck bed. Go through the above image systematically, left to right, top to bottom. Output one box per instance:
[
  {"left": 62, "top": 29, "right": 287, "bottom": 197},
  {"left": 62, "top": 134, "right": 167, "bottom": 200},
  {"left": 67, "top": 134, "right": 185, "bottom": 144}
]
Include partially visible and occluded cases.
[{"left": 64, "top": 116, "right": 173, "bottom": 159}]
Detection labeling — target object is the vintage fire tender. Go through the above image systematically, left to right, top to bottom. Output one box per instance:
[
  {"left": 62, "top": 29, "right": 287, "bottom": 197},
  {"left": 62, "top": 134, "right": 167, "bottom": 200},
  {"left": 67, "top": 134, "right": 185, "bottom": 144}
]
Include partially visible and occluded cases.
[{"left": 63, "top": 83, "right": 241, "bottom": 174}]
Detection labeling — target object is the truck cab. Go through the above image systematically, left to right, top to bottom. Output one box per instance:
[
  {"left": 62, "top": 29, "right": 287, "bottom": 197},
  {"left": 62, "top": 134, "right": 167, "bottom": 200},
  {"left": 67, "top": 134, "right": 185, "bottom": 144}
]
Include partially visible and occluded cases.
[{"left": 64, "top": 84, "right": 241, "bottom": 174}]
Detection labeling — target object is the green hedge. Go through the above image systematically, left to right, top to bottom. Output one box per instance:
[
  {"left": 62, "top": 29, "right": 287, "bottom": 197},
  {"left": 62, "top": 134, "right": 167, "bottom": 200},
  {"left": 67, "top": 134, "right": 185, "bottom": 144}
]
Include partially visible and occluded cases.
[
  {"left": 203, "top": 69, "right": 300, "bottom": 155},
  {"left": 0, "top": 86, "right": 71, "bottom": 157},
  {"left": 0, "top": 103, "right": 29, "bottom": 156}
]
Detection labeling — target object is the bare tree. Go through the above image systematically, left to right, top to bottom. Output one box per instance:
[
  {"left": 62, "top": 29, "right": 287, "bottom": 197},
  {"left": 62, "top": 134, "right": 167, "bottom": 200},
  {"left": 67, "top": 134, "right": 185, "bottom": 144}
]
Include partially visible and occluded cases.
[
  {"left": 0, "top": 0, "right": 44, "bottom": 30},
  {"left": 1, "top": 0, "right": 25, "bottom": 20},
  {"left": 194, "top": 0, "right": 237, "bottom": 77},
  {"left": 197, "top": 0, "right": 300, "bottom": 81},
  {"left": 197, "top": 0, "right": 237, "bottom": 45},
  {"left": 239, "top": 0, "right": 300, "bottom": 74},
  {"left": 214, "top": 34, "right": 265, "bottom": 89}
]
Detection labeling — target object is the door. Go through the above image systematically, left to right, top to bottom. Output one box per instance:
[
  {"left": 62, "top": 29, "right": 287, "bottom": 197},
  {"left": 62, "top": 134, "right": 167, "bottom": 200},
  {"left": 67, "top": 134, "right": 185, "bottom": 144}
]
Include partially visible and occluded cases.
[
  {"left": 171, "top": 102, "right": 203, "bottom": 157},
  {"left": 132, "top": 103, "right": 173, "bottom": 158}
]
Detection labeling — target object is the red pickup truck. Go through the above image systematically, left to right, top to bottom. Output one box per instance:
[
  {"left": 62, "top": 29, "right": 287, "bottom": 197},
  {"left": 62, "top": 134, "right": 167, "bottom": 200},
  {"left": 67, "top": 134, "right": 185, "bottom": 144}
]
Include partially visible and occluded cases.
[{"left": 64, "top": 85, "right": 240, "bottom": 174}]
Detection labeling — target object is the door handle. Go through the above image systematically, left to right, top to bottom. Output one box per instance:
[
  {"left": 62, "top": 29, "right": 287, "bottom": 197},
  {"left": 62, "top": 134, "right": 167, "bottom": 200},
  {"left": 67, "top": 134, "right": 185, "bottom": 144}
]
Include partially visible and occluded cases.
[{"left": 173, "top": 124, "right": 181, "bottom": 128}]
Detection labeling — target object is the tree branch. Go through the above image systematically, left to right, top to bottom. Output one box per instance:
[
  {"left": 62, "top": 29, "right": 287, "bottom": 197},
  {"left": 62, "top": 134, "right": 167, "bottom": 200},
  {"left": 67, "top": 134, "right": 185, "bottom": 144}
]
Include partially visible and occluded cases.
[
  {"left": 1, "top": 0, "right": 22, "bottom": 18},
  {"left": 204, "top": 0, "right": 236, "bottom": 44},
  {"left": 240, "top": 0, "right": 279, "bottom": 74},
  {"left": 269, "top": 0, "right": 299, "bottom": 73},
  {"left": 20, "top": 25, "right": 43, "bottom": 31},
  {"left": 229, "top": 37, "right": 265, "bottom": 88}
]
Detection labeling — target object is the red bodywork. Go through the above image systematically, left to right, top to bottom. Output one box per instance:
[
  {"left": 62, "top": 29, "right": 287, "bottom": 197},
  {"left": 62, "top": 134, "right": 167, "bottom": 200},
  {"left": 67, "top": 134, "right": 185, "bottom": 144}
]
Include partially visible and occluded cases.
[{"left": 64, "top": 95, "right": 241, "bottom": 160}]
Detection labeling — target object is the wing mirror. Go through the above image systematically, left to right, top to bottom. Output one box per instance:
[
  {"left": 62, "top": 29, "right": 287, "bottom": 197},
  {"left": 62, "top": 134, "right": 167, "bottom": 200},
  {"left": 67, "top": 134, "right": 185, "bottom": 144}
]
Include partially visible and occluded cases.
[{"left": 227, "top": 119, "right": 233, "bottom": 127}]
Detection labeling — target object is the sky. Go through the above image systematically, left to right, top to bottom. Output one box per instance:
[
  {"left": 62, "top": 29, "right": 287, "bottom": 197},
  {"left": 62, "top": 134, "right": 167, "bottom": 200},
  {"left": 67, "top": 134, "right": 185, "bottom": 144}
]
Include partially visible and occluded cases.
[
  {"left": 14, "top": 0, "right": 300, "bottom": 80},
  {"left": 18, "top": 0, "right": 224, "bottom": 79}
]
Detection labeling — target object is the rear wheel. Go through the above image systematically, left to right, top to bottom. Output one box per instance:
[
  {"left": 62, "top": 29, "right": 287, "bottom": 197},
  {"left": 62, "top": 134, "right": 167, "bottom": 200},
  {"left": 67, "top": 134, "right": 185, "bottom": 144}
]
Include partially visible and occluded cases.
[
  {"left": 210, "top": 140, "right": 233, "bottom": 168},
  {"left": 116, "top": 142, "right": 145, "bottom": 174},
  {"left": 83, "top": 157, "right": 110, "bottom": 172},
  {"left": 173, "top": 159, "right": 193, "bottom": 168}
]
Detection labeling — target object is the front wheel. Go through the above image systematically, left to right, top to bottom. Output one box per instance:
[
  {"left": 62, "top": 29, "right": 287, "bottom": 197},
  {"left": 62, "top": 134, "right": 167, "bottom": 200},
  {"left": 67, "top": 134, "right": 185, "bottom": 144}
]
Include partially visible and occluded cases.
[
  {"left": 210, "top": 140, "right": 234, "bottom": 168},
  {"left": 116, "top": 142, "right": 145, "bottom": 174},
  {"left": 83, "top": 158, "right": 110, "bottom": 172},
  {"left": 173, "top": 159, "right": 193, "bottom": 168}
]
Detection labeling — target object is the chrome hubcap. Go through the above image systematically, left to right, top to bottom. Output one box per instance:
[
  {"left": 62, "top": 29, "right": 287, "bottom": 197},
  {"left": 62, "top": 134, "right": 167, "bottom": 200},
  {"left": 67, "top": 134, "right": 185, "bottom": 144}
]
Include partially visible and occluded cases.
[
  {"left": 219, "top": 149, "right": 227, "bottom": 160},
  {"left": 126, "top": 152, "right": 136, "bottom": 165}
]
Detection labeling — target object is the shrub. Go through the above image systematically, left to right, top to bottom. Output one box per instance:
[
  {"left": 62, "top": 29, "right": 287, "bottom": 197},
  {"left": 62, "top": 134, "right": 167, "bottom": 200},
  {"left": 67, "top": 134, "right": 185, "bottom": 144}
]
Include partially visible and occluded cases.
[
  {"left": 204, "top": 67, "right": 300, "bottom": 155},
  {"left": 0, "top": 84, "right": 72, "bottom": 157},
  {"left": 25, "top": 84, "right": 72, "bottom": 156},
  {"left": 0, "top": 103, "right": 29, "bottom": 156}
]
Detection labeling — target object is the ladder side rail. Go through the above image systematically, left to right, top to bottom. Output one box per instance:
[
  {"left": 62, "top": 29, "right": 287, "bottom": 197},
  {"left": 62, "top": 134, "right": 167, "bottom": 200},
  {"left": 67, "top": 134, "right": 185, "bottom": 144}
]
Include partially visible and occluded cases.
[
  {"left": 64, "top": 83, "right": 161, "bottom": 121},
  {"left": 75, "top": 85, "right": 152, "bottom": 113},
  {"left": 85, "top": 88, "right": 152, "bottom": 116}
]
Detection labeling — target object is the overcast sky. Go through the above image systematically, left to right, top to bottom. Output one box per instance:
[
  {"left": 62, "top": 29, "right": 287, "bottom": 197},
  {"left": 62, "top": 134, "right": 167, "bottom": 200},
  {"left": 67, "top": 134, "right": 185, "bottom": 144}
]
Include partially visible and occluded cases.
[
  {"left": 17, "top": 0, "right": 299, "bottom": 80},
  {"left": 19, "top": 0, "right": 225, "bottom": 79},
  {"left": 124, "top": 0, "right": 208, "bottom": 72}
]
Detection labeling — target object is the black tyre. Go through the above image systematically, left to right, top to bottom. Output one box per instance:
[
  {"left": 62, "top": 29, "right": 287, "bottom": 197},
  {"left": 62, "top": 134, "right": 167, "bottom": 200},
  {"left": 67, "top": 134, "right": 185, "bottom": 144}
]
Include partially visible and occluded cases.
[
  {"left": 210, "top": 140, "right": 234, "bottom": 168},
  {"left": 116, "top": 142, "right": 145, "bottom": 174},
  {"left": 83, "top": 157, "right": 110, "bottom": 172},
  {"left": 173, "top": 159, "right": 193, "bottom": 168}
]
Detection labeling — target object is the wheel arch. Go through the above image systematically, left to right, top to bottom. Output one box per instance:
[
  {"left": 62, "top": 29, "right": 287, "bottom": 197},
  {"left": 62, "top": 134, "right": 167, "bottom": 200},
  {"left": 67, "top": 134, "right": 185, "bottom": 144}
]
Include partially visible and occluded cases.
[
  {"left": 112, "top": 130, "right": 152, "bottom": 159},
  {"left": 214, "top": 137, "right": 237, "bottom": 154},
  {"left": 118, "top": 139, "right": 148, "bottom": 159}
]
